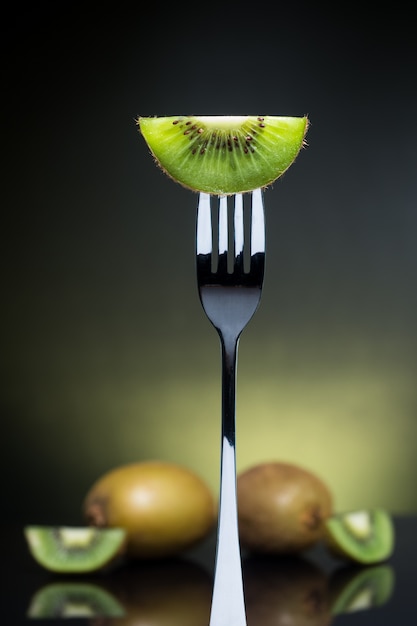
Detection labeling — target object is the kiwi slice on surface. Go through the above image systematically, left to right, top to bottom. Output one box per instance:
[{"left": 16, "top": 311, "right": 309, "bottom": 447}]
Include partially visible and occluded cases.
[
  {"left": 138, "top": 115, "right": 308, "bottom": 195},
  {"left": 323, "top": 509, "right": 395, "bottom": 565},
  {"left": 24, "top": 526, "right": 126, "bottom": 573},
  {"left": 27, "top": 582, "right": 125, "bottom": 618}
]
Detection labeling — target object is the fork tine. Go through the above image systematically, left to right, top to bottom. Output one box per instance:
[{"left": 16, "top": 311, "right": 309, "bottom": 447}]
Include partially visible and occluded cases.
[
  {"left": 251, "top": 188, "right": 265, "bottom": 256},
  {"left": 197, "top": 192, "right": 212, "bottom": 255},
  {"left": 234, "top": 193, "right": 244, "bottom": 273},
  {"left": 217, "top": 196, "right": 228, "bottom": 274},
  {"left": 218, "top": 196, "right": 228, "bottom": 255}
]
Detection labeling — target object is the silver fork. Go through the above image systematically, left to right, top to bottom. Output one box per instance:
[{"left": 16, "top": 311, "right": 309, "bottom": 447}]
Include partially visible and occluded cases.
[{"left": 196, "top": 188, "right": 265, "bottom": 626}]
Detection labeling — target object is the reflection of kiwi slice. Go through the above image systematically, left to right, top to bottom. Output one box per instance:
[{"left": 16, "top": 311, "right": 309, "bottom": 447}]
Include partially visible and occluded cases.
[
  {"left": 138, "top": 115, "right": 309, "bottom": 195},
  {"left": 323, "top": 509, "right": 395, "bottom": 564},
  {"left": 24, "top": 526, "right": 126, "bottom": 573},
  {"left": 243, "top": 554, "right": 332, "bottom": 626},
  {"left": 99, "top": 558, "right": 212, "bottom": 626},
  {"left": 329, "top": 564, "right": 395, "bottom": 615},
  {"left": 27, "top": 582, "right": 125, "bottom": 618}
]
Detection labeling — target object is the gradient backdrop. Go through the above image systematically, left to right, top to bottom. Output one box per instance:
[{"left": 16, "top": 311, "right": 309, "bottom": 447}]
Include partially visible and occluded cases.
[{"left": 2, "top": 2, "right": 417, "bottom": 525}]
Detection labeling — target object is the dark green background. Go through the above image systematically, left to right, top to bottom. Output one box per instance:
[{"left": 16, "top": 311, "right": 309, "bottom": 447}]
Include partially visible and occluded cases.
[{"left": 2, "top": 2, "right": 417, "bottom": 525}]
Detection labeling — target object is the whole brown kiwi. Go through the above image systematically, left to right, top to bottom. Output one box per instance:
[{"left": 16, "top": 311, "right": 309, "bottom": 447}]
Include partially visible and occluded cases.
[
  {"left": 83, "top": 460, "right": 216, "bottom": 559},
  {"left": 237, "top": 461, "right": 333, "bottom": 554}
]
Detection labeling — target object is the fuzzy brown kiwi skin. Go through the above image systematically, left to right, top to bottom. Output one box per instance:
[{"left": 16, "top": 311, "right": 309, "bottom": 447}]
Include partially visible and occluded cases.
[{"left": 237, "top": 462, "right": 333, "bottom": 555}]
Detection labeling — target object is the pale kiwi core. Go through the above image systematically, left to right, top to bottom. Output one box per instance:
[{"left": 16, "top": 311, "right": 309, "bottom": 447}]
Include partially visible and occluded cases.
[
  {"left": 138, "top": 115, "right": 309, "bottom": 195},
  {"left": 197, "top": 116, "right": 250, "bottom": 128}
]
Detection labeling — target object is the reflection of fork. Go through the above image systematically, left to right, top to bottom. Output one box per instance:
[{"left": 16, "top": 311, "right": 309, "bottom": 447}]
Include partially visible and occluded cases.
[{"left": 196, "top": 189, "right": 265, "bottom": 626}]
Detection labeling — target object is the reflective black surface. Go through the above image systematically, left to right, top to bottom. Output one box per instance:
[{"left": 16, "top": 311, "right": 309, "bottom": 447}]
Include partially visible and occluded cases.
[{"left": 4, "top": 516, "right": 416, "bottom": 625}]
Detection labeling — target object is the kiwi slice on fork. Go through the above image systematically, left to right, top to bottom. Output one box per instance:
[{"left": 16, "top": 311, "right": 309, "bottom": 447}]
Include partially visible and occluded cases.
[{"left": 138, "top": 115, "right": 309, "bottom": 195}]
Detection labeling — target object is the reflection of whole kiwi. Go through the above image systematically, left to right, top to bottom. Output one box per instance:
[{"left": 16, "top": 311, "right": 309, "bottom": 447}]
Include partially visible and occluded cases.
[
  {"left": 237, "top": 462, "right": 333, "bottom": 554},
  {"left": 243, "top": 555, "right": 332, "bottom": 626},
  {"left": 98, "top": 558, "right": 212, "bottom": 626}
]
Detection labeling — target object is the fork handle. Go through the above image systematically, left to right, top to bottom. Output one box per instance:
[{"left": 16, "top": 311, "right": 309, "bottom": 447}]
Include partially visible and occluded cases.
[{"left": 210, "top": 334, "right": 246, "bottom": 626}]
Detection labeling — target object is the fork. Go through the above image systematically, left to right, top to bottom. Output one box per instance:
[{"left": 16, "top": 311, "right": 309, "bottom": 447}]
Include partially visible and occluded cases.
[{"left": 196, "top": 188, "right": 265, "bottom": 626}]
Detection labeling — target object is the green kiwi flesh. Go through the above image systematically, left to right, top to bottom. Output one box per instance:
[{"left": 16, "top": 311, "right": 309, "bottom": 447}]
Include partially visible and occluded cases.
[
  {"left": 138, "top": 115, "right": 309, "bottom": 195},
  {"left": 323, "top": 509, "right": 395, "bottom": 565},
  {"left": 24, "top": 526, "right": 126, "bottom": 573},
  {"left": 329, "top": 564, "right": 395, "bottom": 615},
  {"left": 27, "top": 582, "right": 125, "bottom": 618}
]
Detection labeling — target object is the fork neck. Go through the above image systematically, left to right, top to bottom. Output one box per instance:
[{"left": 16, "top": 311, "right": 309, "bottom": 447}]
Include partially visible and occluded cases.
[{"left": 219, "top": 333, "right": 240, "bottom": 446}]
